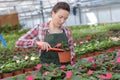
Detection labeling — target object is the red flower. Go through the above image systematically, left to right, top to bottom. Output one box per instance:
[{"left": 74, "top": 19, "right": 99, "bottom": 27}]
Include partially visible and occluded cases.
[
  {"left": 107, "top": 49, "right": 113, "bottom": 52},
  {"left": 88, "top": 57, "right": 93, "bottom": 63},
  {"left": 116, "top": 57, "right": 120, "bottom": 63},
  {"left": 93, "top": 63, "right": 97, "bottom": 68},
  {"left": 35, "top": 64, "right": 42, "bottom": 70},
  {"left": 87, "top": 69, "right": 93, "bottom": 75},
  {"left": 66, "top": 71, "right": 72, "bottom": 79},
  {"left": 26, "top": 75, "right": 34, "bottom": 80}
]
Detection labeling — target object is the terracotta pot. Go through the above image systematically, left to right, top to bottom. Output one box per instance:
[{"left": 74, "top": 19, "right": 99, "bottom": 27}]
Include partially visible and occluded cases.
[
  {"left": 58, "top": 51, "right": 71, "bottom": 63},
  {"left": 24, "top": 67, "right": 35, "bottom": 73},
  {"left": 13, "top": 69, "right": 24, "bottom": 76},
  {"left": 2, "top": 72, "right": 13, "bottom": 78}
]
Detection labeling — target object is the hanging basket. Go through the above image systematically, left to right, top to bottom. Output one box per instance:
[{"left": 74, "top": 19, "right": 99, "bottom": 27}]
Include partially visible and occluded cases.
[{"left": 58, "top": 51, "right": 71, "bottom": 63}]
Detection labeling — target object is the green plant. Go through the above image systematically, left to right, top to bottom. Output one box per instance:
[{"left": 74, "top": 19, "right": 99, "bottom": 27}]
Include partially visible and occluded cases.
[{"left": 55, "top": 41, "right": 69, "bottom": 51}]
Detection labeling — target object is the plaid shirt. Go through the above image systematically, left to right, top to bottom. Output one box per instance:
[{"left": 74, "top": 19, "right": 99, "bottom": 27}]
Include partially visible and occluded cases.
[{"left": 15, "top": 22, "right": 75, "bottom": 63}]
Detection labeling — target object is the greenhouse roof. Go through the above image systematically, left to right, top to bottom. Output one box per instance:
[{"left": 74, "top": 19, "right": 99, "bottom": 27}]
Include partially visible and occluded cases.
[
  {"left": 0, "top": 0, "right": 120, "bottom": 19},
  {"left": 0, "top": 0, "right": 76, "bottom": 14}
]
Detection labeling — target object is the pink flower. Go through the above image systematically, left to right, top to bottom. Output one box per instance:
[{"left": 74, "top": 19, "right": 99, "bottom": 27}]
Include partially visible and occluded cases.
[
  {"left": 86, "top": 36, "right": 91, "bottom": 41},
  {"left": 110, "top": 37, "right": 119, "bottom": 41},
  {"left": 78, "top": 40, "right": 83, "bottom": 44},
  {"left": 73, "top": 42, "right": 77, "bottom": 46},
  {"left": 56, "top": 43, "right": 62, "bottom": 47},
  {"left": 118, "top": 51, "right": 120, "bottom": 54},
  {"left": 13, "top": 56, "right": 18, "bottom": 59},
  {"left": 88, "top": 57, "right": 93, "bottom": 63},
  {"left": 116, "top": 57, "right": 120, "bottom": 63},
  {"left": 71, "top": 59, "right": 76, "bottom": 66},
  {"left": 110, "top": 62, "right": 115, "bottom": 65},
  {"left": 45, "top": 63, "right": 50, "bottom": 66},
  {"left": 35, "top": 64, "right": 42, "bottom": 70},
  {"left": 72, "top": 64, "right": 75, "bottom": 68},
  {"left": 60, "top": 65, "right": 66, "bottom": 69},
  {"left": 79, "top": 66, "right": 82, "bottom": 70},
  {"left": 52, "top": 69, "right": 57, "bottom": 73},
  {"left": 87, "top": 69, "right": 93, "bottom": 75},
  {"left": 61, "top": 70, "right": 64, "bottom": 72},
  {"left": 44, "top": 71, "right": 49, "bottom": 76},
  {"left": 66, "top": 71, "right": 72, "bottom": 79},
  {"left": 99, "top": 73, "right": 112, "bottom": 79},
  {"left": 106, "top": 73, "right": 112, "bottom": 79},
  {"left": 26, "top": 75, "right": 34, "bottom": 80},
  {"left": 99, "top": 75, "right": 106, "bottom": 79}
]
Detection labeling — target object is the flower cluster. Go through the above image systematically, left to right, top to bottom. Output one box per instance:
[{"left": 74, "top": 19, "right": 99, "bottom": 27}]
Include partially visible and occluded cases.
[{"left": 24, "top": 51, "right": 120, "bottom": 80}]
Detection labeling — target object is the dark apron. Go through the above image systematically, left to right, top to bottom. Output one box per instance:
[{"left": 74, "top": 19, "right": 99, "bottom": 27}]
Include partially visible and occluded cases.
[{"left": 40, "top": 31, "right": 70, "bottom": 65}]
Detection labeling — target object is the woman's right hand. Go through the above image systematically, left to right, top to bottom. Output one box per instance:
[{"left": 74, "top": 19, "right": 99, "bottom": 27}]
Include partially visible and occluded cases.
[{"left": 35, "top": 41, "right": 51, "bottom": 51}]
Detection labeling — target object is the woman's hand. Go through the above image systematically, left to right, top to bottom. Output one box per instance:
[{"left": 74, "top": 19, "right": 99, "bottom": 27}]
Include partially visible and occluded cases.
[{"left": 35, "top": 41, "right": 51, "bottom": 51}]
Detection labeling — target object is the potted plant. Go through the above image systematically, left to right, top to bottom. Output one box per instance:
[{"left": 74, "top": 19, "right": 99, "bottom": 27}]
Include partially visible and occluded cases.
[
  {"left": 55, "top": 42, "right": 71, "bottom": 63},
  {"left": 23, "top": 55, "right": 40, "bottom": 73},
  {"left": 13, "top": 60, "right": 25, "bottom": 76},
  {"left": 1, "top": 62, "right": 16, "bottom": 78}
]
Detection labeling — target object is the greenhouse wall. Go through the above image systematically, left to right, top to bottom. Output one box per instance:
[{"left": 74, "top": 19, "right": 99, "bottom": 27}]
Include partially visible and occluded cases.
[
  {"left": 19, "top": 4, "right": 120, "bottom": 28},
  {"left": 80, "top": 4, "right": 120, "bottom": 25}
]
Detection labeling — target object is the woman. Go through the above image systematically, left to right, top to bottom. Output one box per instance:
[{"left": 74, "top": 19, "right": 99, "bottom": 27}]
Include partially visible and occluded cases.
[{"left": 15, "top": 2, "right": 75, "bottom": 65}]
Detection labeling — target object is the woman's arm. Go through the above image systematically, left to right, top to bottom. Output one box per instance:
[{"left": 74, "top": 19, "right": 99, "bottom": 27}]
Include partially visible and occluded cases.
[{"left": 15, "top": 25, "right": 40, "bottom": 48}]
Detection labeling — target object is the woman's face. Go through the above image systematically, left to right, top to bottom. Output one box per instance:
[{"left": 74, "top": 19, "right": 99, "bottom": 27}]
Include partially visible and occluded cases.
[{"left": 51, "top": 9, "right": 70, "bottom": 27}]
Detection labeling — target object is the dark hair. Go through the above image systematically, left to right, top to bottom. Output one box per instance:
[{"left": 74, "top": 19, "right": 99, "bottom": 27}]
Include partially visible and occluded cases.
[{"left": 52, "top": 2, "right": 70, "bottom": 13}]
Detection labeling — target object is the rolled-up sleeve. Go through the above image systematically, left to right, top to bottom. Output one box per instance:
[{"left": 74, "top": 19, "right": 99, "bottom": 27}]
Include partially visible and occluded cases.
[{"left": 15, "top": 25, "right": 39, "bottom": 48}]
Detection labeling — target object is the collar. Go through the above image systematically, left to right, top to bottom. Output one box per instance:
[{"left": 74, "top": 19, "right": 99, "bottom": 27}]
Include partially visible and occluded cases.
[{"left": 43, "top": 21, "right": 65, "bottom": 31}]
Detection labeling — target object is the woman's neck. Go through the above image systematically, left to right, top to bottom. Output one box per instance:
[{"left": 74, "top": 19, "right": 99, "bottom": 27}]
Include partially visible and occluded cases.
[
  {"left": 48, "top": 21, "right": 63, "bottom": 33},
  {"left": 49, "top": 21, "right": 61, "bottom": 31}
]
